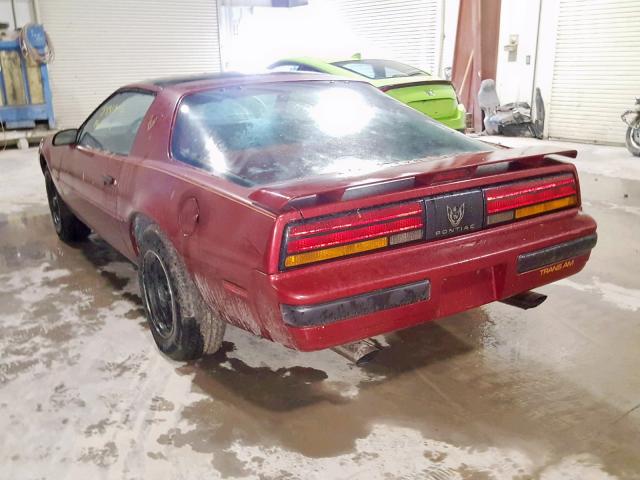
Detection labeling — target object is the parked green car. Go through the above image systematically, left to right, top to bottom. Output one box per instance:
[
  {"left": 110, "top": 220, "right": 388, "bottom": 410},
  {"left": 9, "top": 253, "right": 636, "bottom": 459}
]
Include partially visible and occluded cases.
[{"left": 269, "top": 57, "right": 466, "bottom": 131}]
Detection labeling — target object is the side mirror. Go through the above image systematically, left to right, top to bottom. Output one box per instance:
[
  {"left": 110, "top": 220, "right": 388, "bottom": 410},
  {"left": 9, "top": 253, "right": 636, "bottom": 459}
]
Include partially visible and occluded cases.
[{"left": 52, "top": 128, "right": 78, "bottom": 146}]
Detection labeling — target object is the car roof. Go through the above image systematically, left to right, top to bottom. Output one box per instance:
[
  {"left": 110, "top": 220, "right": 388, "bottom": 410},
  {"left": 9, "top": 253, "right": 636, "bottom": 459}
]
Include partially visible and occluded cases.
[{"left": 125, "top": 71, "right": 361, "bottom": 94}]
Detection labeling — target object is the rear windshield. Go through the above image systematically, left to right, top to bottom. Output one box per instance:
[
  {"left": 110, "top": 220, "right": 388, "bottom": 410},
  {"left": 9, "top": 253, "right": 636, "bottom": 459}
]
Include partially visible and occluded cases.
[
  {"left": 332, "top": 59, "right": 428, "bottom": 79},
  {"left": 171, "top": 81, "right": 489, "bottom": 186}
]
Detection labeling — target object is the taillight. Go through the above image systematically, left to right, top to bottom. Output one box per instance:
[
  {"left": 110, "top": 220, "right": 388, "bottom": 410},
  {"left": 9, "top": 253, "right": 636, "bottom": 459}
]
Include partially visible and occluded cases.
[
  {"left": 484, "top": 174, "right": 578, "bottom": 225},
  {"left": 282, "top": 201, "right": 424, "bottom": 268}
]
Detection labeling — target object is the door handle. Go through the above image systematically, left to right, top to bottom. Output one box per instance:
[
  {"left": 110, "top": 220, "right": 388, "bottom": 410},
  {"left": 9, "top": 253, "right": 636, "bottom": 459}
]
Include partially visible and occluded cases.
[{"left": 102, "top": 175, "right": 116, "bottom": 186}]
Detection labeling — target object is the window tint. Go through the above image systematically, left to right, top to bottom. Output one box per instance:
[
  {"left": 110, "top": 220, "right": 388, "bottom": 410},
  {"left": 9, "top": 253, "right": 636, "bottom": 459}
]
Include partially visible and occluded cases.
[
  {"left": 333, "top": 59, "right": 428, "bottom": 80},
  {"left": 269, "top": 63, "right": 300, "bottom": 72},
  {"left": 269, "top": 63, "right": 322, "bottom": 73},
  {"left": 296, "top": 64, "right": 322, "bottom": 73},
  {"left": 171, "top": 81, "right": 489, "bottom": 187},
  {"left": 78, "top": 91, "right": 155, "bottom": 155}
]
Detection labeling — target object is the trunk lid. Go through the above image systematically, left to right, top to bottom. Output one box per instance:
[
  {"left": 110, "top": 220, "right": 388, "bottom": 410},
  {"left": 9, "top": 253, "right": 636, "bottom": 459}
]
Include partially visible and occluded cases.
[
  {"left": 373, "top": 76, "right": 459, "bottom": 119},
  {"left": 249, "top": 146, "right": 578, "bottom": 214}
]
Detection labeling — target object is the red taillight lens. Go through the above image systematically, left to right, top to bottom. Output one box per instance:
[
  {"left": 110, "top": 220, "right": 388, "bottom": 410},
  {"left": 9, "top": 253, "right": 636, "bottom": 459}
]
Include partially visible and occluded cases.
[
  {"left": 484, "top": 174, "right": 578, "bottom": 225},
  {"left": 283, "top": 201, "right": 424, "bottom": 268},
  {"left": 287, "top": 216, "right": 423, "bottom": 254}
]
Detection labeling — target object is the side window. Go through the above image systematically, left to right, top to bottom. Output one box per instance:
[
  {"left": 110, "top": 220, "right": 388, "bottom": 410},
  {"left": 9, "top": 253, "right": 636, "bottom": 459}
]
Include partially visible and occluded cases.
[
  {"left": 338, "top": 62, "right": 375, "bottom": 78},
  {"left": 270, "top": 63, "right": 300, "bottom": 72},
  {"left": 296, "top": 64, "right": 322, "bottom": 73},
  {"left": 384, "top": 66, "right": 406, "bottom": 78},
  {"left": 78, "top": 91, "right": 155, "bottom": 156}
]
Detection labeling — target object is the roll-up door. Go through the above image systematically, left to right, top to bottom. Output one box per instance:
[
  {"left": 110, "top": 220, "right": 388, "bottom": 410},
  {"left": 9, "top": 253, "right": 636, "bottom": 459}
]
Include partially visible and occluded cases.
[
  {"left": 39, "top": 0, "right": 222, "bottom": 127},
  {"left": 328, "top": 0, "right": 441, "bottom": 74},
  {"left": 549, "top": 0, "right": 640, "bottom": 144}
]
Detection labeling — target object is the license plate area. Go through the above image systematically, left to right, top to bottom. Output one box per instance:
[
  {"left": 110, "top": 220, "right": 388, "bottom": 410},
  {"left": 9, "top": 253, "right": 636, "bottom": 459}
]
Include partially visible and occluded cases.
[{"left": 440, "top": 267, "right": 496, "bottom": 313}]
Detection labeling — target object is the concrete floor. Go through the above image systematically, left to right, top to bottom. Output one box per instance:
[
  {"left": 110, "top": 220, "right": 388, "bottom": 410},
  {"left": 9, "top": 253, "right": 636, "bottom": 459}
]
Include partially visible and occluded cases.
[{"left": 1, "top": 138, "right": 639, "bottom": 479}]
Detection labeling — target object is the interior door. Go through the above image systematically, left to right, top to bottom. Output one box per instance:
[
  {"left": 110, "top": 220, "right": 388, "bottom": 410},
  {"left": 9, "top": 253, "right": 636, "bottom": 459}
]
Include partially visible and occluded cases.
[{"left": 62, "top": 90, "right": 155, "bottom": 252}]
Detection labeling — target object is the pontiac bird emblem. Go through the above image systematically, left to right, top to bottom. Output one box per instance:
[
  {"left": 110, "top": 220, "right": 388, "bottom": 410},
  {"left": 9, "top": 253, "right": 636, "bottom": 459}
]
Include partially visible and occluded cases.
[
  {"left": 426, "top": 89, "right": 436, "bottom": 96},
  {"left": 446, "top": 203, "right": 465, "bottom": 227}
]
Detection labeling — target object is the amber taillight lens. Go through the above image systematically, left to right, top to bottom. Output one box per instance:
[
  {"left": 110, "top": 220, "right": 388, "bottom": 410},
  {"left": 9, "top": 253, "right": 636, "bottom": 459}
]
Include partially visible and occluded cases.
[
  {"left": 484, "top": 174, "right": 578, "bottom": 225},
  {"left": 282, "top": 201, "right": 424, "bottom": 269}
]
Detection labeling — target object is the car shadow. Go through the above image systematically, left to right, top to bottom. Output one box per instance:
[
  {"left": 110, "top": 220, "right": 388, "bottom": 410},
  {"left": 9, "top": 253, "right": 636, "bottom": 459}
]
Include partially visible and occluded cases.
[{"left": 182, "top": 317, "right": 479, "bottom": 413}]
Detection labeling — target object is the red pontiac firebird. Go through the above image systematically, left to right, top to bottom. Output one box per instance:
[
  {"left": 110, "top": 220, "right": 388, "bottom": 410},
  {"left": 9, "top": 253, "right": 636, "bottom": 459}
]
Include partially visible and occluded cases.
[{"left": 40, "top": 72, "right": 597, "bottom": 361}]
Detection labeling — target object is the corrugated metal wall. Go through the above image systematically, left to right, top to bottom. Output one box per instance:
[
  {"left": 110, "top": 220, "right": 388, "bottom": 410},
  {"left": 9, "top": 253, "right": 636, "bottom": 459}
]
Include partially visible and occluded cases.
[
  {"left": 39, "top": 0, "right": 222, "bottom": 128},
  {"left": 328, "top": 0, "right": 441, "bottom": 74},
  {"left": 548, "top": 0, "right": 640, "bottom": 144}
]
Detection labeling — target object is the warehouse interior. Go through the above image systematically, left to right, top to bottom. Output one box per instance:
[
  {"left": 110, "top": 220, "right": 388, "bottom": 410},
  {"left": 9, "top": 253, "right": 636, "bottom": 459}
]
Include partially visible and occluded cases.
[{"left": 1, "top": 0, "right": 639, "bottom": 478}]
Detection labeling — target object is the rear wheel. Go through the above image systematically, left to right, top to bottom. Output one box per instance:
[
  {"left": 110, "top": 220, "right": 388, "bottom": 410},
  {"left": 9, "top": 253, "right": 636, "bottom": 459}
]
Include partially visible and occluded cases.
[
  {"left": 626, "top": 127, "right": 640, "bottom": 157},
  {"left": 44, "top": 170, "right": 90, "bottom": 242},
  {"left": 138, "top": 224, "right": 225, "bottom": 361}
]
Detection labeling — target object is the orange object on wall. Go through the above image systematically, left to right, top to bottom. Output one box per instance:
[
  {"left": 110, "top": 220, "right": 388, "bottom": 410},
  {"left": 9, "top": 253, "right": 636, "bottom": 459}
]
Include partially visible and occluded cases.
[{"left": 451, "top": 0, "right": 501, "bottom": 132}]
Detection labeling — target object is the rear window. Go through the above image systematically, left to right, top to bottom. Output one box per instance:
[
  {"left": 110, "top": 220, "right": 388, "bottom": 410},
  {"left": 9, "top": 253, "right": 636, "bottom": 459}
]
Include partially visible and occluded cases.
[
  {"left": 332, "top": 59, "right": 428, "bottom": 79},
  {"left": 171, "top": 81, "right": 488, "bottom": 186}
]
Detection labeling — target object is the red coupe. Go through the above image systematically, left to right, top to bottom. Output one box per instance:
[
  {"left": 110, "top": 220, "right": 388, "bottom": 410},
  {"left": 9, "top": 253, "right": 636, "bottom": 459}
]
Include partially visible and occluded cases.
[{"left": 40, "top": 73, "right": 597, "bottom": 362}]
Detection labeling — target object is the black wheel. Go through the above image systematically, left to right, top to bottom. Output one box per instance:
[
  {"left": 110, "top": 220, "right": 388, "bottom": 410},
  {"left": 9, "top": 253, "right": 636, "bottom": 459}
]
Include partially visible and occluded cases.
[
  {"left": 626, "top": 127, "right": 640, "bottom": 157},
  {"left": 44, "top": 170, "right": 90, "bottom": 242},
  {"left": 138, "top": 224, "right": 225, "bottom": 361}
]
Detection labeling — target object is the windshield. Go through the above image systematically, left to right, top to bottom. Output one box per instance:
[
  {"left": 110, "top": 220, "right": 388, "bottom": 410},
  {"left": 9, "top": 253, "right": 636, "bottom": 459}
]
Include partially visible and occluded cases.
[
  {"left": 332, "top": 59, "right": 428, "bottom": 79},
  {"left": 171, "top": 81, "right": 489, "bottom": 186}
]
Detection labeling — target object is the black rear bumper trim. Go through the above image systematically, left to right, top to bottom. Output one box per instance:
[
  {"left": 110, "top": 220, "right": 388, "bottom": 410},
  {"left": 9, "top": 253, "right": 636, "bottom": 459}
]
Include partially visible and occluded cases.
[
  {"left": 517, "top": 233, "right": 597, "bottom": 273},
  {"left": 281, "top": 280, "right": 430, "bottom": 328}
]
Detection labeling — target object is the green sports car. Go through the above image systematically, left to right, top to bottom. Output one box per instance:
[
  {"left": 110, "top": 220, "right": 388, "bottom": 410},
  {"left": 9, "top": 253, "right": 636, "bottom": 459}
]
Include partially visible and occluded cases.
[{"left": 269, "top": 57, "right": 466, "bottom": 131}]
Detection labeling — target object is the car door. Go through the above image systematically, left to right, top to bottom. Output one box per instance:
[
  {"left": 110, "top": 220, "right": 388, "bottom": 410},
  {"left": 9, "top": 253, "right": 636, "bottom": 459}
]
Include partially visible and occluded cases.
[{"left": 61, "top": 90, "right": 155, "bottom": 252}]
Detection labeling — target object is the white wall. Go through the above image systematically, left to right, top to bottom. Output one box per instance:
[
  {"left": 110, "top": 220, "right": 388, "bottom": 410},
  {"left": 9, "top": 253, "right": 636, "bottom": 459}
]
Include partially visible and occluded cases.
[
  {"left": 0, "top": 0, "right": 34, "bottom": 29},
  {"left": 40, "top": 0, "right": 222, "bottom": 127},
  {"left": 220, "top": 0, "right": 443, "bottom": 75},
  {"left": 328, "top": 0, "right": 441, "bottom": 74},
  {"left": 440, "top": 0, "right": 459, "bottom": 78},
  {"left": 494, "top": 0, "right": 541, "bottom": 105},
  {"left": 531, "top": 0, "right": 560, "bottom": 137},
  {"left": 546, "top": 0, "right": 640, "bottom": 144},
  {"left": 219, "top": 1, "right": 368, "bottom": 72}
]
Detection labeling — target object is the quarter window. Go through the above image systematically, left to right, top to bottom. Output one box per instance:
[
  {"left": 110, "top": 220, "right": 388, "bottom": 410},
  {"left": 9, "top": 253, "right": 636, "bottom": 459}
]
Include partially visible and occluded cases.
[{"left": 78, "top": 91, "right": 155, "bottom": 156}]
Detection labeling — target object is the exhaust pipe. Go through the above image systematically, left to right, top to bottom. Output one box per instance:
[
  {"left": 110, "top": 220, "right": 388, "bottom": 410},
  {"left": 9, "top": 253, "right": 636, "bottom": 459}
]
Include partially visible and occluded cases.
[
  {"left": 500, "top": 290, "right": 547, "bottom": 310},
  {"left": 332, "top": 339, "right": 382, "bottom": 365}
]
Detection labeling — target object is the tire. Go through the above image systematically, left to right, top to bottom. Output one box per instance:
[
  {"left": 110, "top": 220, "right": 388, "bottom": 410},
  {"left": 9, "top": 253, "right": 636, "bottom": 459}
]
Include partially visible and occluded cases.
[
  {"left": 625, "top": 127, "right": 640, "bottom": 157},
  {"left": 44, "top": 169, "right": 91, "bottom": 242},
  {"left": 137, "top": 224, "right": 225, "bottom": 361}
]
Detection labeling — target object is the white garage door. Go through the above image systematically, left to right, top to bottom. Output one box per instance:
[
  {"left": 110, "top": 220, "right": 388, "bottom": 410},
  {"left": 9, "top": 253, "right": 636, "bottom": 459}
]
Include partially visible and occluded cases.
[
  {"left": 39, "top": 0, "right": 222, "bottom": 128},
  {"left": 328, "top": 0, "right": 441, "bottom": 74},
  {"left": 548, "top": 0, "right": 640, "bottom": 144}
]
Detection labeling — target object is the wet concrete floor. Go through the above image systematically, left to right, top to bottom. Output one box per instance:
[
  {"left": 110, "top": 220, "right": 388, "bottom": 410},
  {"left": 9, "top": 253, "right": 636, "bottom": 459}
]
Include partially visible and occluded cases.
[{"left": 0, "top": 142, "right": 639, "bottom": 479}]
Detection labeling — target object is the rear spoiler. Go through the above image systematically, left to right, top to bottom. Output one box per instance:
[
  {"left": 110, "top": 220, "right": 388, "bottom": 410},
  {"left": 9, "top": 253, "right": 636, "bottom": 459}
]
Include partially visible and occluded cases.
[{"left": 249, "top": 147, "right": 578, "bottom": 213}]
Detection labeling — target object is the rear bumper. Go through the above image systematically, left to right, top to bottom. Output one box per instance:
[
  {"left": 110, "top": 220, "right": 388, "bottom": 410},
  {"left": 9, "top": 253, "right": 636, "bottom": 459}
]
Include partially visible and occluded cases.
[
  {"left": 254, "top": 210, "right": 597, "bottom": 351},
  {"left": 517, "top": 234, "right": 597, "bottom": 273},
  {"left": 281, "top": 280, "right": 431, "bottom": 327}
]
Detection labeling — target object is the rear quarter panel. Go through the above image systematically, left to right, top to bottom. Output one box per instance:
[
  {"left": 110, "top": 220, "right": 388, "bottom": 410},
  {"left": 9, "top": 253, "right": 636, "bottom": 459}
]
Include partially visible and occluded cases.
[{"left": 119, "top": 89, "right": 283, "bottom": 338}]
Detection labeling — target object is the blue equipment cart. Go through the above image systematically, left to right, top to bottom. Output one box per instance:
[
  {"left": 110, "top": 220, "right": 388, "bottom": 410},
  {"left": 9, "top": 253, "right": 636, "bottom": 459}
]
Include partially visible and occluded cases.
[{"left": 0, "top": 24, "right": 54, "bottom": 129}]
